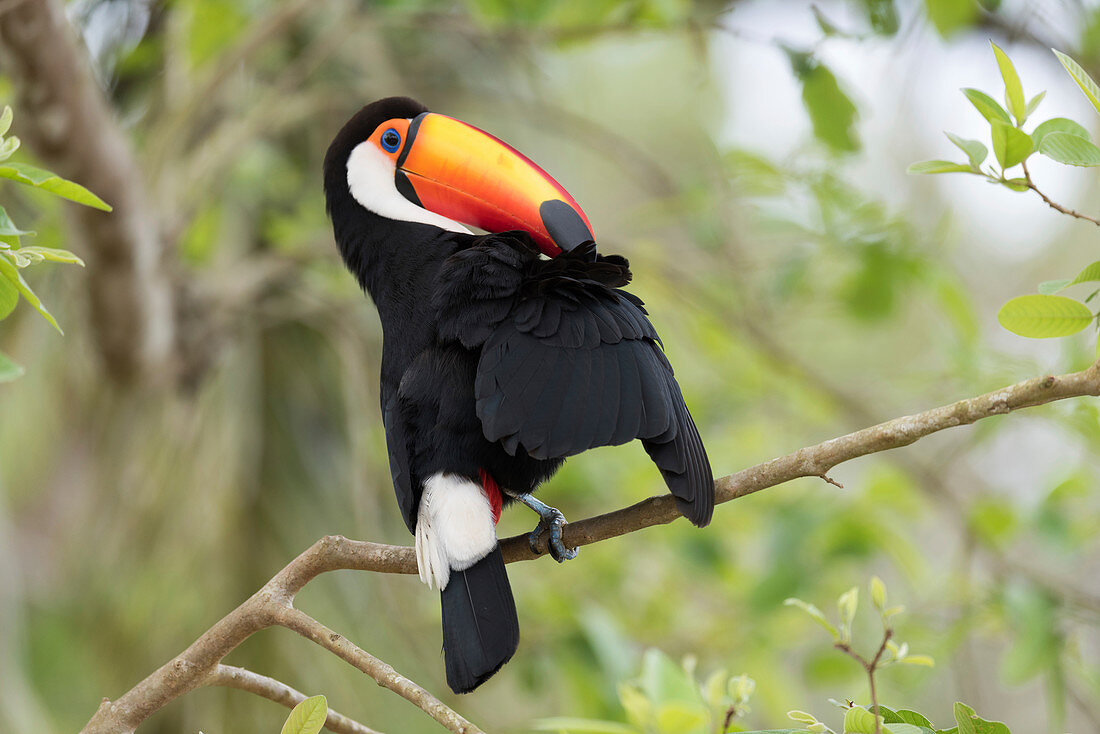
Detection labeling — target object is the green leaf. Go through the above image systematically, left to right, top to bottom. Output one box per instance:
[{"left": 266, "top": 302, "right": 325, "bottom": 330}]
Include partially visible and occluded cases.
[
  {"left": 862, "top": 0, "right": 899, "bottom": 35},
  {"left": 925, "top": 0, "right": 976, "bottom": 37},
  {"left": 811, "top": 6, "right": 841, "bottom": 36},
  {"left": 991, "top": 42, "right": 1026, "bottom": 123},
  {"left": 1053, "top": 49, "right": 1100, "bottom": 117},
  {"left": 794, "top": 59, "right": 859, "bottom": 153},
  {"left": 962, "top": 88, "right": 1012, "bottom": 125},
  {"left": 1025, "top": 90, "right": 1046, "bottom": 118},
  {"left": 0, "top": 106, "right": 11, "bottom": 137},
  {"left": 1031, "top": 118, "right": 1089, "bottom": 149},
  {"left": 990, "top": 121, "right": 1033, "bottom": 168},
  {"left": 1038, "top": 131, "right": 1100, "bottom": 166},
  {"left": 945, "top": 132, "right": 987, "bottom": 169},
  {"left": 0, "top": 135, "right": 19, "bottom": 162},
  {"left": 906, "top": 160, "right": 974, "bottom": 174},
  {"left": 0, "top": 162, "right": 112, "bottom": 211},
  {"left": 1000, "top": 178, "right": 1029, "bottom": 192},
  {"left": 0, "top": 205, "right": 34, "bottom": 238},
  {"left": 15, "top": 247, "right": 84, "bottom": 266},
  {"left": 0, "top": 252, "right": 61, "bottom": 332},
  {"left": 1070, "top": 260, "right": 1100, "bottom": 286},
  {"left": 0, "top": 272, "right": 17, "bottom": 319},
  {"left": 1038, "top": 278, "right": 1072, "bottom": 295},
  {"left": 997, "top": 294, "right": 1093, "bottom": 338},
  {"left": 0, "top": 350, "right": 24, "bottom": 382},
  {"left": 870, "top": 576, "right": 887, "bottom": 611},
  {"left": 837, "top": 586, "right": 858, "bottom": 643},
  {"left": 783, "top": 598, "right": 839, "bottom": 639},
  {"left": 641, "top": 649, "right": 700, "bottom": 707},
  {"left": 898, "top": 654, "right": 935, "bottom": 666},
  {"left": 702, "top": 668, "right": 729, "bottom": 709},
  {"left": 729, "top": 673, "right": 754, "bottom": 704},
  {"left": 617, "top": 684, "right": 650, "bottom": 729},
  {"left": 280, "top": 695, "right": 327, "bottom": 734},
  {"left": 655, "top": 702, "right": 706, "bottom": 734},
  {"left": 949, "top": 703, "right": 1011, "bottom": 734},
  {"left": 953, "top": 703, "right": 978, "bottom": 734},
  {"left": 844, "top": 705, "right": 883, "bottom": 734},
  {"left": 872, "top": 705, "right": 901, "bottom": 723},
  {"left": 787, "top": 710, "right": 818, "bottom": 724},
  {"left": 894, "top": 711, "right": 934, "bottom": 728},
  {"left": 532, "top": 718, "right": 638, "bottom": 733},
  {"left": 884, "top": 726, "right": 934, "bottom": 734}
]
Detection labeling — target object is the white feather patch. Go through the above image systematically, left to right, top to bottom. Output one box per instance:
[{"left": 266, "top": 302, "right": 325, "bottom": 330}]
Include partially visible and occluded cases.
[
  {"left": 345, "top": 141, "right": 471, "bottom": 234},
  {"left": 415, "top": 473, "right": 498, "bottom": 590}
]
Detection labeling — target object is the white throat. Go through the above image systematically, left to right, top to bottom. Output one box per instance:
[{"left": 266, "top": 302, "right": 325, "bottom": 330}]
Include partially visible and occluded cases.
[{"left": 346, "top": 142, "right": 471, "bottom": 235}]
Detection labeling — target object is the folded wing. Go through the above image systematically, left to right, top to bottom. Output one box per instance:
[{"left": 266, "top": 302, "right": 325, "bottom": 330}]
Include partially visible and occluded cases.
[{"left": 435, "top": 235, "right": 713, "bottom": 526}]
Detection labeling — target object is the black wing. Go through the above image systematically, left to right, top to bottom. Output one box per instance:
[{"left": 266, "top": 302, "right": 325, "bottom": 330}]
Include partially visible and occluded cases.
[
  {"left": 435, "top": 235, "right": 713, "bottom": 526},
  {"left": 381, "top": 384, "right": 420, "bottom": 534}
]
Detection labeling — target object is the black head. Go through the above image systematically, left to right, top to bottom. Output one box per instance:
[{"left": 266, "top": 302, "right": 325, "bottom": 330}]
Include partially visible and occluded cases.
[
  {"left": 323, "top": 95, "right": 596, "bottom": 279},
  {"left": 323, "top": 96, "right": 428, "bottom": 213}
]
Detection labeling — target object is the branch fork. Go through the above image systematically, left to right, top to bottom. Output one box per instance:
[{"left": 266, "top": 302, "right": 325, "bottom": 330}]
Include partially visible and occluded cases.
[{"left": 80, "top": 362, "right": 1100, "bottom": 734}]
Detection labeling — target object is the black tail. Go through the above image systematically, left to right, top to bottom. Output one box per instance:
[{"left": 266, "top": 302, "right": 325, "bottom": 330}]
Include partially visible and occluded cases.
[
  {"left": 642, "top": 378, "right": 714, "bottom": 527},
  {"left": 440, "top": 545, "right": 520, "bottom": 693}
]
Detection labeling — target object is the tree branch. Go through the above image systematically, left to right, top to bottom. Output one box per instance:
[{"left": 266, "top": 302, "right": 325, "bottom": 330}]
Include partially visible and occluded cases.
[
  {"left": 1021, "top": 160, "right": 1100, "bottom": 227},
  {"left": 78, "top": 361, "right": 1100, "bottom": 733},
  {"left": 270, "top": 606, "right": 481, "bottom": 734},
  {"left": 204, "top": 665, "right": 384, "bottom": 734}
]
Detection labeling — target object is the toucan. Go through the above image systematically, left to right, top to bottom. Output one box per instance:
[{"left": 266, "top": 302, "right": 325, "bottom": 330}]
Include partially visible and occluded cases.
[{"left": 323, "top": 96, "right": 713, "bottom": 694}]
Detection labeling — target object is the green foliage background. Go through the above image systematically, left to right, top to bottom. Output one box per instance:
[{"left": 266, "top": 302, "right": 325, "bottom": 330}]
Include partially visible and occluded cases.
[{"left": 1, "top": 1, "right": 1100, "bottom": 733}]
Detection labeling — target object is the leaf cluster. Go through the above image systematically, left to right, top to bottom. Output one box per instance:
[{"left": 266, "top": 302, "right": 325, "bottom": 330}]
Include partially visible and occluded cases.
[
  {"left": 908, "top": 43, "right": 1096, "bottom": 180},
  {"left": 909, "top": 44, "right": 1100, "bottom": 346},
  {"left": 0, "top": 105, "right": 110, "bottom": 380},
  {"left": 784, "top": 578, "right": 933, "bottom": 670},
  {"left": 780, "top": 579, "right": 1013, "bottom": 734},
  {"left": 533, "top": 580, "right": 1018, "bottom": 734},
  {"left": 534, "top": 649, "right": 755, "bottom": 734},
  {"left": 786, "top": 701, "right": 1009, "bottom": 734}
]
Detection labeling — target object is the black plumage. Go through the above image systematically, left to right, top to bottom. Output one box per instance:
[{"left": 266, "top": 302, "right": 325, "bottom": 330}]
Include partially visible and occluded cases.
[
  {"left": 324, "top": 97, "right": 713, "bottom": 694},
  {"left": 440, "top": 547, "right": 519, "bottom": 692}
]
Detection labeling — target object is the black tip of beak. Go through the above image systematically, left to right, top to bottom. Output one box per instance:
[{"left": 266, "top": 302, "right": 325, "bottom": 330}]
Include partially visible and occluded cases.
[{"left": 540, "top": 200, "right": 595, "bottom": 258}]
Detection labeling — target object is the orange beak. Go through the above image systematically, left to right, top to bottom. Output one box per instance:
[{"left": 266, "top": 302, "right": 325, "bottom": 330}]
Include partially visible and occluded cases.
[{"left": 394, "top": 113, "right": 594, "bottom": 257}]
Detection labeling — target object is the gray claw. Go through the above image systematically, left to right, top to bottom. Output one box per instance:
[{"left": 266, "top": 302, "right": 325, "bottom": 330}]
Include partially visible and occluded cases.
[
  {"left": 506, "top": 490, "right": 579, "bottom": 562},
  {"left": 528, "top": 507, "right": 578, "bottom": 562}
]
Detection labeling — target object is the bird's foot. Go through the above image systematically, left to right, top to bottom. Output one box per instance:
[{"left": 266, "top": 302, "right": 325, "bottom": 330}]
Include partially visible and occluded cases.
[{"left": 506, "top": 491, "right": 578, "bottom": 563}]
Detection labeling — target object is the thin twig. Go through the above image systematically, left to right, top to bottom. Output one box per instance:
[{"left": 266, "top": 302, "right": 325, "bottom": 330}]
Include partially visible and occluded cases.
[
  {"left": 1021, "top": 160, "right": 1100, "bottom": 227},
  {"left": 77, "top": 361, "right": 1100, "bottom": 733},
  {"left": 80, "top": 537, "right": 485, "bottom": 734},
  {"left": 271, "top": 606, "right": 480, "bottom": 734},
  {"left": 835, "top": 628, "right": 893, "bottom": 734},
  {"left": 204, "top": 665, "right": 384, "bottom": 734}
]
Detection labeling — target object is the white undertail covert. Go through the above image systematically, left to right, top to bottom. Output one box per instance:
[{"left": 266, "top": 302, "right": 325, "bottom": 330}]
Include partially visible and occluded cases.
[{"left": 415, "top": 473, "right": 498, "bottom": 590}]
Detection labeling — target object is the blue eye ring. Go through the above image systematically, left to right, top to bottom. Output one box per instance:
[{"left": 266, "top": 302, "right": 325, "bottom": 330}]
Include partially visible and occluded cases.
[{"left": 380, "top": 128, "right": 401, "bottom": 153}]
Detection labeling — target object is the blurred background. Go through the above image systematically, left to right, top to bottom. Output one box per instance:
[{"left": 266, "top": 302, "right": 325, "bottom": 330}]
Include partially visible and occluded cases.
[{"left": 2, "top": 0, "right": 1100, "bottom": 732}]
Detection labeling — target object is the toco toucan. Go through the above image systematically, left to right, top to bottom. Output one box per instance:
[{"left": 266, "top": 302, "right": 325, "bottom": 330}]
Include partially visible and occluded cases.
[{"left": 323, "top": 97, "right": 713, "bottom": 694}]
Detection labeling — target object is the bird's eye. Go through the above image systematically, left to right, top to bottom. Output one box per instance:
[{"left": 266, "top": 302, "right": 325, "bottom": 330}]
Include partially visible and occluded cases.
[{"left": 380, "top": 128, "right": 401, "bottom": 153}]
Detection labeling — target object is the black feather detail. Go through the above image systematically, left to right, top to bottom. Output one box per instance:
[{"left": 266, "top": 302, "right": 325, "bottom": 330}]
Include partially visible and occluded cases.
[
  {"left": 427, "top": 233, "right": 715, "bottom": 525},
  {"left": 642, "top": 374, "right": 714, "bottom": 527},
  {"left": 441, "top": 546, "right": 520, "bottom": 694}
]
